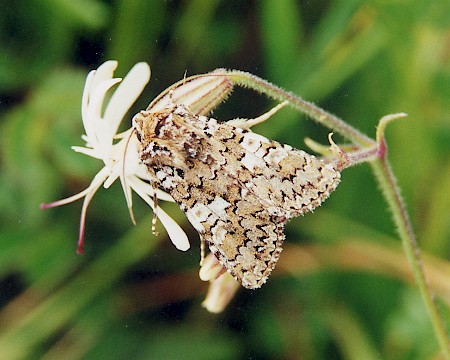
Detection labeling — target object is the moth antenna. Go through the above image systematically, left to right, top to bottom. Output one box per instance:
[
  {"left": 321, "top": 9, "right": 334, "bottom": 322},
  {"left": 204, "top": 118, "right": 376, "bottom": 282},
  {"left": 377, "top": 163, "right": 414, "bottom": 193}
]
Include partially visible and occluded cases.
[
  {"left": 122, "top": 128, "right": 137, "bottom": 225},
  {"left": 151, "top": 191, "right": 159, "bottom": 236},
  {"left": 200, "top": 238, "right": 206, "bottom": 266}
]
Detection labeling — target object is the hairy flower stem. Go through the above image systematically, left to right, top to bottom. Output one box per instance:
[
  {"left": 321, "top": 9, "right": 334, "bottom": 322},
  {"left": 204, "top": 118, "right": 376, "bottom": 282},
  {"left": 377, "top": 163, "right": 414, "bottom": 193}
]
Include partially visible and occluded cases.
[
  {"left": 224, "top": 70, "right": 450, "bottom": 357},
  {"left": 226, "top": 70, "right": 375, "bottom": 147},
  {"left": 371, "top": 147, "right": 450, "bottom": 359}
]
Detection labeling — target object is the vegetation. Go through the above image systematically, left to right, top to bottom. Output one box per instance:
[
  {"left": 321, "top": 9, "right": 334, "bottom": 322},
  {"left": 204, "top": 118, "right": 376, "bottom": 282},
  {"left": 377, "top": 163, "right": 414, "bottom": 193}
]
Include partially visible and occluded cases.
[{"left": 1, "top": 1, "right": 449, "bottom": 359}]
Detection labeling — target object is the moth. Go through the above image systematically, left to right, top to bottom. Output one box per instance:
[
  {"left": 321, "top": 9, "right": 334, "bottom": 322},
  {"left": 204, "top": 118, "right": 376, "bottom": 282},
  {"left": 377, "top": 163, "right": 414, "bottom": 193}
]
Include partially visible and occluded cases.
[{"left": 132, "top": 102, "right": 341, "bottom": 289}]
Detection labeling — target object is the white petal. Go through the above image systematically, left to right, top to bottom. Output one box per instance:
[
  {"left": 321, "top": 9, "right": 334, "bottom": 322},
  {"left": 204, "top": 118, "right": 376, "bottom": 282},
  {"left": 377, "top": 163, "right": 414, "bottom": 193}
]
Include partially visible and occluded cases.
[
  {"left": 83, "top": 61, "right": 118, "bottom": 124},
  {"left": 90, "top": 61, "right": 118, "bottom": 99},
  {"left": 104, "top": 62, "right": 151, "bottom": 138},
  {"left": 82, "top": 71, "right": 96, "bottom": 120},
  {"left": 85, "top": 78, "right": 122, "bottom": 151},
  {"left": 88, "top": 78, "right": 122, "bottom": 123},
  {"left": 114, "top": 128, "right": 134, "bottom": 139},
  {"left": 109, "top": 135, "right": 142, "bottom": 176},
  {"left": 71, "top": 146, "right": 102, "bottom": 159},
  {"left": 134, "top": 165, "right": 153, "bottom": 180},
  {"left": 76, "top": 168, "right": 111, "bottom": 254},
  {"left": 104, "top": 173, "right": 119, "bottom": 189},
  {"left": 119, "top": 175, "right": 133, "bottom": 209},
  {"left": 130, "top": 176, "right": 175, "bottom": 202},
  {"left": 154, "top": 189, "right": 175, "bottom": 203},
  {"left": 157, "top": 208, "right": 190, "bottom": 251}
]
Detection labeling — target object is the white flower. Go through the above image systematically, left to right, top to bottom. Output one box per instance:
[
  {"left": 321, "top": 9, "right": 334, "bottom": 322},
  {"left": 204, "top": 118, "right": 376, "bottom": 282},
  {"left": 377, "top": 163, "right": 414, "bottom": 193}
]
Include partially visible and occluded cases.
[
  {"left": 41, "top": 61, "right": 189, "bottom": 254},
  {"left": 42, "top": 61, "right": 243, "bottom": 313}
]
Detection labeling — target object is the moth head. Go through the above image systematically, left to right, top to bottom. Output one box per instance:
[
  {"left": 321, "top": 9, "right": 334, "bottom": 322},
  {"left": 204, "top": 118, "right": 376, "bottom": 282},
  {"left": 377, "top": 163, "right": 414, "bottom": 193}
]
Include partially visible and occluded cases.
[
  {"left": 133, "top": 108, "right": 182, "bottom": 143},
  {"left": 132, "top": 109, "right": 195, "bottom": 170},
  {"left": 132, "top": 110, "right": 154, "bottom": 145}
]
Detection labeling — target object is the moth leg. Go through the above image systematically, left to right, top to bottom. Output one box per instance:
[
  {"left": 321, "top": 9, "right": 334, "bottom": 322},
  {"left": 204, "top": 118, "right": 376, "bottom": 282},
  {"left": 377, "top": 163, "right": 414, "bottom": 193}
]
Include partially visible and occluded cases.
[
  {"left": 226, "top": 101, "right": 288, "bottom": 129},
  {"left": 151, "top": 191, "right": 159, "bottom": 236},
  {"left": 200, "top": 236, "right": 206, "bottom": 266}
]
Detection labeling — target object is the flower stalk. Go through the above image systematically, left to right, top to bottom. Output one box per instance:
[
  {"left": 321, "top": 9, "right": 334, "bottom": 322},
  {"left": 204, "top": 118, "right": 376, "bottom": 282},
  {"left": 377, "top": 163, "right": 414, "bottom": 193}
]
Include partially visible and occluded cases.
[
  {"left": 224, "top": 70, "right": 376, "bottom": 147},
  {"left": 371, "top": 140, "right": 450, "bottom": 359}
]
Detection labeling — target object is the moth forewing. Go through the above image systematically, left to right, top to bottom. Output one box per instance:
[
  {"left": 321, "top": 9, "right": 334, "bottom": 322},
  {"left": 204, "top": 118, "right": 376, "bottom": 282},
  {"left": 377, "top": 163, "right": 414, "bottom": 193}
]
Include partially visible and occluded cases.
[{"left": 133, "top": 104, "right": 341, "bottom": 289}]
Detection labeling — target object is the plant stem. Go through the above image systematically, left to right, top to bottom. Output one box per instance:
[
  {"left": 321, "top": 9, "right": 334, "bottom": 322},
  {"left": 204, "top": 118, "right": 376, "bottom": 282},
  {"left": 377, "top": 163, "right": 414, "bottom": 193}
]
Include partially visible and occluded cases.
[
  {"left": 226, "top": 70, "right": 376, "bottom": 147},
  {"left": 371, "top": 149, "right": 450, "bottom": 359}
]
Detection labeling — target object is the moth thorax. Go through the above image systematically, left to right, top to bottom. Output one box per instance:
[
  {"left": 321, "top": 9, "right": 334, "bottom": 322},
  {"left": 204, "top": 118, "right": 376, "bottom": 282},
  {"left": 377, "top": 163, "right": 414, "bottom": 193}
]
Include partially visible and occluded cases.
[
  {"left": 154, "top": 121, "right": 204, "bottom": 161},
  {"left": 140, "top": 140, "right": 183, "bottom": 170}
]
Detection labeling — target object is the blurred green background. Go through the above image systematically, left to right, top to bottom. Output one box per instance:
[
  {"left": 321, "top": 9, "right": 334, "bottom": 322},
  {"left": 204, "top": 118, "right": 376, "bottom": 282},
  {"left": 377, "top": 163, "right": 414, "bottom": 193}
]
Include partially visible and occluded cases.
[{"left": 1, "top": 1, "right": 450, "bottom": 359}]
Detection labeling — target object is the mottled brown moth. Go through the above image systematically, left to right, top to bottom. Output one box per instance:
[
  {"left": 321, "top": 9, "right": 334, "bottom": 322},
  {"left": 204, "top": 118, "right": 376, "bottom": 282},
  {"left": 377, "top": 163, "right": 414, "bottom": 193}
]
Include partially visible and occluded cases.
[{"left": 133, "top": 102, "right": 341, "bottom": 289}]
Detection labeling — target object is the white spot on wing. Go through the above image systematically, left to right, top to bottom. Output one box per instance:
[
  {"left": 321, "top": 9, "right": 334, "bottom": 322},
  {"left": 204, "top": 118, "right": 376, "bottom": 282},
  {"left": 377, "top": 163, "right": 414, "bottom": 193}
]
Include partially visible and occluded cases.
[
  {"left": 241, "top": 132, "right": 268, "bottom": 153},
  {"left": 264, "top": 147, "right": 288, "bottom": 166},
  {"left": 242, "top": 152, "right": 264, "bottom": 171},
  {"left": 156, "top": 170, "right": 166, "bottom": 181},
  {"left": 208, "top": 197, "right": 231, "bottom": 219},
  {"left": 185, "top": 203, "right": 211, "bottom": 232},
  {"left": 211, "top": 222, "right": 227, "bottom": 244}
]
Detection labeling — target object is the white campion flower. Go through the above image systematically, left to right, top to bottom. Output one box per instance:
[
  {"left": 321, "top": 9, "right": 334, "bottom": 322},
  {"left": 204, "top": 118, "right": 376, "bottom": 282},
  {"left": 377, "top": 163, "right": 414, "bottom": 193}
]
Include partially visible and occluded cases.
[
  {"left": 41, "top": 60, "right": 189, "bottom": 254},
  {"left": 42, "top": 60, "right": 244, "bottom": 313}
]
